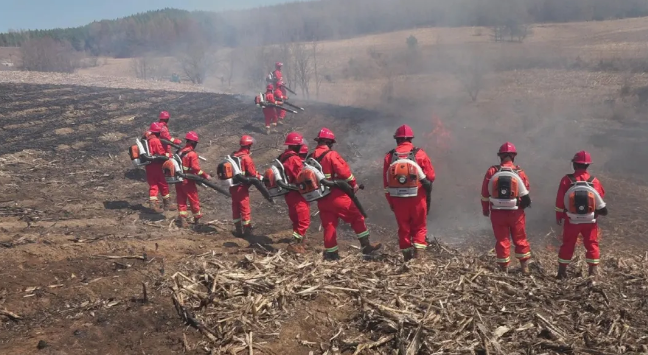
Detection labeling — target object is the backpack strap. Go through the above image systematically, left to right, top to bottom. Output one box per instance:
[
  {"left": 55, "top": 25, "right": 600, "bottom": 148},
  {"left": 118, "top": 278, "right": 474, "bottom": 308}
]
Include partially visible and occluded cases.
[
  {"left": 315, "top": 149, "right": 332, "bottom": 163},
  {"left": 279, "top": 151, "right": 297, "bottom": 163},
  {"left": 567, "top": 174, "right": 576, "bottom": 183},
  {"left": 587, "top": 176, "right": 595, "bottom": 183}
]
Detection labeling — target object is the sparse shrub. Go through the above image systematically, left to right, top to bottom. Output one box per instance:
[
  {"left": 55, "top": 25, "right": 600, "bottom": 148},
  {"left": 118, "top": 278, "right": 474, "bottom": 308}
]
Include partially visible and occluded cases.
[
  {"left": 406, "top": 35, "right": 418, "bottom": 51},
  {"left": 20, "top": 37, "right": 80, "bottom": 73}
]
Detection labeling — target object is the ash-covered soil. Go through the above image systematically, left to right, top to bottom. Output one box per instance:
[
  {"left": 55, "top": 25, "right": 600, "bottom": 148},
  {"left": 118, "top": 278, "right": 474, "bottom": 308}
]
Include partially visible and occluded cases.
[{"left": 0, "top": 83, "right": 646, "bottom": 354}]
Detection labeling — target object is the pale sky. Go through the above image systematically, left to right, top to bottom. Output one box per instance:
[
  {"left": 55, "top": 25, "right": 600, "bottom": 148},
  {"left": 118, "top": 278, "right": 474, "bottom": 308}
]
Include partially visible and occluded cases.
[{"left": 0, "top": 0, "right": 302, "bottom": 31}]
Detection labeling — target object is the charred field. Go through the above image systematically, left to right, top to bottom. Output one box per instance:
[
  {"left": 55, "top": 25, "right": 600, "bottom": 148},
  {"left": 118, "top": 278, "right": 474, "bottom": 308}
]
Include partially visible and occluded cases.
[{"left": 1, "top": 82, "right": 648, "bottom": 355}]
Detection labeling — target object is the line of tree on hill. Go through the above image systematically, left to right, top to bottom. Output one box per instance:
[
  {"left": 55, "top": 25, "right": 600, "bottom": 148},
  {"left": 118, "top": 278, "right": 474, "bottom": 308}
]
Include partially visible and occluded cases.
[{"left": 2, "top": 0, "right": 648, "bottom": 58}]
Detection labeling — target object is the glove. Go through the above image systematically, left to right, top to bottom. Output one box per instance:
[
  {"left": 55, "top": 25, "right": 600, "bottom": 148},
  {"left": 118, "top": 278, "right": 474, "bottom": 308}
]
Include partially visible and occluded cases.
[
  {"left": 173, "top": 138, "right": 181, "bottom": 145},
  {"left": 203, "top": 174, "right": 211, "bottom": 180},
  {"left": 353, "top": 184, "right": 360, "bottom": 194},
  {"left": 482, "top": 210, "right": 490, "bottom": 217},
  {"left": 556, "top": 211, "right": 564, "bottom": 226}
]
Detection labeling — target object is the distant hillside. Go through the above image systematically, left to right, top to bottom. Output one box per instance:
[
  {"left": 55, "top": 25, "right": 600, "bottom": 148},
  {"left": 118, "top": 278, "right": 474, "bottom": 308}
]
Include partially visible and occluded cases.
[{"left": 2, "top": 0, "right": 648, "bottom": 57}]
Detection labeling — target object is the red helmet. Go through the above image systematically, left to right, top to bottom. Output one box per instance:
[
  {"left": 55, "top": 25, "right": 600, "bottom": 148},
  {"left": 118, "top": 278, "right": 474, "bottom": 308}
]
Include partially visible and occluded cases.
[
  {"left": 276, "top": 62, "right": 283, "bottom": 68},
  {"left": 267, "top": 84, "right": 274, "bottom": 91},
  {"left": 159, "top": 111, "right": 170, "bottom": 120},
  {"left": 149, "top": 122, "right": 162, "bottom": 133},
  {"left": 394, "top": 124, "right": 414, "bottom": 139},
  {"left": 315, "top": 127, "right": 336, "bottom": 143},
  {"left": 185, "top": 131, "right": 199, "bottom": 142},
  {"left": 284, "top": 132, "right": 304, "bottom": 146},
  {"left": 240, "top": 135, "right": 255, "bottom": 146},
  {"left": 497, "top": 142, "right": 517, "bottom": 155},
  {"left": 299, "top": 144, "right": 309, "bottom": 155},
  {"left": 572, "top": 150, "right": 592, "bottom": 164}
]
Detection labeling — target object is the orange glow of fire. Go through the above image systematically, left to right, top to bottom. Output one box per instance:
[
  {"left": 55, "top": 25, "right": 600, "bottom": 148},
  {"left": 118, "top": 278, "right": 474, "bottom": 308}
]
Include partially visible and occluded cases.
[{"left": 423, "top": 115, "right": 451, "bottom": 153}]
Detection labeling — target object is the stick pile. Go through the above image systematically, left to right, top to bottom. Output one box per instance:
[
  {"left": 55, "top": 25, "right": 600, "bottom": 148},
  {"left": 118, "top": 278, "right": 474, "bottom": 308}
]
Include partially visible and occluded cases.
[{"left": 170, "top": 244, "right": 648, "bottom": 354}]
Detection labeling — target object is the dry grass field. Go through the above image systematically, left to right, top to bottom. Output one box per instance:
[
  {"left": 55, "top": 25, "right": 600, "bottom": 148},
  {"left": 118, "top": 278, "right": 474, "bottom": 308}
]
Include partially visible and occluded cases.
[{"left": 2, "top": 17, "right": 648, "bottom": 354}]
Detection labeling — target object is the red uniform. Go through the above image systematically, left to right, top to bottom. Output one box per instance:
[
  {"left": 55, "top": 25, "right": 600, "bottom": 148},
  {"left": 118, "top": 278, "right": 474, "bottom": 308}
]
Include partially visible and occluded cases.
[
  {"left": 272, "top": 69, "right": 283, "bottom": 84},
  {"left": 274, "top": 87, "right": 287, "bottom": 121},
  {"left": 262, "top": 91, "right": 277, "bottom": 128},
  {"left": 159, "top": 122, "right": 180, "bottom": 155},
  {"left": 145, "top": 134, "right": 170, "bottom": 202},
  {"left": 383, "top": 142, "right": 435, "bottom": 252},
  {"left": 177, "top": 145, "right": 208, "bottom": 220},
  {"left": 312, "top": 145, "right": 369, "bottom": 253},
  {"left": 230, "top": 148, "right": 261, "bottom": 227},
  {"left": 280, "top": 150, "right": 310, "bottom": 240},
  {"left": 481, "top": 161, "right": 532, "bottom": 267},
  {"left": 555, "top": 170, "right": 605, "bottom": 266}
]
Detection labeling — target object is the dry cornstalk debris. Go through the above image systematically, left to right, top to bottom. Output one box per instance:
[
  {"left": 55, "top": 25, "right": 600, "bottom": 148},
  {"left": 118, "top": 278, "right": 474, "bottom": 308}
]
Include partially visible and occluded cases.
[{"left": 169, "top": 246, "right": 648, "bottom": 354}]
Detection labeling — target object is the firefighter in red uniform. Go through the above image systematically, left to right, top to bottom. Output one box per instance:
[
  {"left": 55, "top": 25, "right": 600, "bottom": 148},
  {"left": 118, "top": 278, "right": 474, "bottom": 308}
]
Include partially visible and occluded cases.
[
  {"left": 272, "top": 62, "right": 283, "bottom": 85},
  {"left": 274, "top": 81, "right": 288, "bottom": 125},
  {"left": 262, "top": 84, "right": 278, "bottom": 134},
  {"left": 157, "top": 111, "right": 180, "bottom": 210},
  {"left": 158, "top": 111, "right": 181, "bottom": 156},
  {"left": 145, "top": 122, "right": 170, "bottom": 213},
  {"left": 383, "top": 125, "right": 436, "bottom": 261},
  {"left": 311, "top": 128, "right": 381, "bottom": 260},
  {"left": 176, "top": 131, "right": 210, "bottom": 228},
  {"left": 277, "top": 132, "right": 311, "bottom": 253},
  {"left": 231, "top": 135, "right": 263, "bottom": 237},
  {"left": 481, "top": 142, "right": 532, "bottom": 274},
  {"left": 299, "top": 144, "right": 309, "bottom": 161},
  {"left": 555, "top": 150, "right": 608, "bottom": 279}
]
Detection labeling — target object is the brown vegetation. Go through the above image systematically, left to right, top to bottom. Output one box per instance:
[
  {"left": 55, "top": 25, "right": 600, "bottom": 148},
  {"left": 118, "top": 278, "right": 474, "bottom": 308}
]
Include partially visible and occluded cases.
[{"left": 20, "top": 37, "right": 79, "bottom": 73}]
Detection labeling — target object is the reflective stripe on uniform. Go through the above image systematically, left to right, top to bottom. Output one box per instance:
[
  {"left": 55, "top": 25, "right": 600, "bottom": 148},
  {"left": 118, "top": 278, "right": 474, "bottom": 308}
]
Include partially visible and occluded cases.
[
  {"left": 197, "top": 170, "right": 204, "bottom": 175},
  {"left": 324, "top": 174, "right": 332, "bottom": 178},
  {"left": 346, "top": 174, "right": 355, "bottom": 181},
  {"left": 162, "top": 195, "right": 170, "bottom": 200},
  {"left": 150, "top": 196, "right": 159, "bottom": 201},
  {"left": 481, "top": 196, "right": 490, "bottom": 202},
  {"left": 555, "top": 207, "right": 564, "bottom": 212},
  {"left": 179, "top": 211, "right": 188, "bottom": 216},
  {"left": 233, "top": 218, "right": 241, "bottom": 223},
  {"left": 242, "top": 220, "right": 252, "bottom": 226},
  {"left": 356, "top": 231, "right": 370, "bottom": 239},
  {"left": 292, "top": 232, "right": 303, "bottom": 240},
  {"left": 413, "top": 243, "right": 427, "bottom": 250},
  {"left": 325, "top": 246, "right": 339, "bottom": 253},
  {"left": 401, "top": 247, "right": 413, "bottom": 252},
  {"left": 515, "top": 252, "right": 531, "bottom": 259},
  {"left": 496, "top": 257, "right": 511, "bottom": 264},
  {"left": 558, "top": 258, "right": 571, "bottom": 264},
  {"left": 586, "top": 258, "right": 600, "bottom": 265}
]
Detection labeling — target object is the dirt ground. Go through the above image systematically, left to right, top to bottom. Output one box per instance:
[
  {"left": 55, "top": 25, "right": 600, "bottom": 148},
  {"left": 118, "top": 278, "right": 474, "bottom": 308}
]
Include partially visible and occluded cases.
[{"left": 0, "top": 81, "right": 647, "bottom": 354}]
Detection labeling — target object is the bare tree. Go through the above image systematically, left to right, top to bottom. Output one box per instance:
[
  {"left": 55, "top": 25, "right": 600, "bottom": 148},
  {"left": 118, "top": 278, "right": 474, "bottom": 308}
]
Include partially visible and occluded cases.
[
  {"left": 20, "top": 37, "right": 80, "bottom": 73},
  {"left": 177, "top": 40, "right": 214, "bottom": 84},
  {"left": 312, "top": 41, "right": 323, "bottom": 99},
  {"left": 291, "top": 42, "right": 313, "bottom": 98},
  {"left": 451, "top": 52, "right": 487, "bottom": 102},
  {"left": 130, "top": 54, "right": 160, "bottom": 79}
]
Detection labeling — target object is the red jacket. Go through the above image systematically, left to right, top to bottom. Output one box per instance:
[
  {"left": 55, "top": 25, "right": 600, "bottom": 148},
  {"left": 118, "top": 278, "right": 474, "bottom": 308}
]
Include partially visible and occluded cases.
[
  {"left": 273, "top": 70, "right": 283, "bottom": 83},
  {"left": 274, "top": 87, "right": 286, "bottom": 102},
  {"left": 264, "top": 91, "right": 276, "bottom": 105},
  {"left": 159, "top": 122, "right": 180, "bottom": 154},
  {"left": 146, "top": 135, "right": 167, "bottom": 160},
  {"left": 382, "top": 142, "right": 435, "bottom": 204},
  {"left": 180, "top": 145, "right": 208, "bottom": 178},
  {"left": 312, "top": 145, "right": 357, "bottom": 188},
  {"left": 233, "top": 148, "right": 261, "bottom": 179},
  {"left": 279, "top": 150, "right": 303, "bottom": 184},
  {"left": 481, "top": 161, "right": 530, "bottom": 213},
  {"left": 555, "top": 170, "right": 605, "bottom": 221}
]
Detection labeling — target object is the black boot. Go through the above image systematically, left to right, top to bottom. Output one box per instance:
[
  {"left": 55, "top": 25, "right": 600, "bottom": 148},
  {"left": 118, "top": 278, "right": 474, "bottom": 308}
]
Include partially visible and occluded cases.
[
  {"left": 233, "top": 221, "right": 243, "bottom": 237},
  {"left": 243, "top": 225, "right": 253, "bottom": 238},
  {"left": 359, "top": 236, "right": 382, "bottom": 255},
  {"left": 402, "top": 249, "right": 414, "bottom": 262},
  {"left": 323, "top": 250, "right": 340, "bottom": 261},
  {"left": 557, "top": 264, "right": 568, "bottom": 279}
]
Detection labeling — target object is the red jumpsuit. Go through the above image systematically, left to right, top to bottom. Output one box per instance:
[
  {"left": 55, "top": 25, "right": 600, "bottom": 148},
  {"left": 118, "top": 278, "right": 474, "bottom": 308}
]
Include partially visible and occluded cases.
[
  {"left": 273, "top": 70, "right": 283, "bottom": 84},
  {"left": 274, "top": 87, "right": 287, "bottom": 122},
  {"left": 262, "top": 91, "right": 277, "bottom": 128},
  {"left": 159, "top": 122, "right": 180, "bottom": 155},
  {"left": 145, "top": 135, "right": 170, "bottom": 202},
  {"left": 383, "top": 142, "right": 436, "bottom": 252},
  {"left": 177, "top": 145, "right": 208, "bottom": 220},
  {"left": 312, "top": 145, "right": 369, "bottom": 253},
  {"left": 230, "top": 148, "right": 261, "bottom": 227},
  {"left": 280, "top": 150, "right": 310, "bottom": 240},
  {"left": 481, "top": 162, "right": 532, "bottom": 267},
  {"left": 555, "top": 170, "right": 605, "bottom": 266}
]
